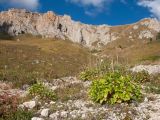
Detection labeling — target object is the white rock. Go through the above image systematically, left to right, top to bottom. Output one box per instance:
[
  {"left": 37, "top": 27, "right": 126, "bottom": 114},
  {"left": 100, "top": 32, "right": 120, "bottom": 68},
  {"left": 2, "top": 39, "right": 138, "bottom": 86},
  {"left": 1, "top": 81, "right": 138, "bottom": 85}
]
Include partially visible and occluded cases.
[
  {"left": 133, "top": 25, "right": 139, "bottom": 30},
  {"left": 139, "top": 30, "right": 153, "bottom": 39},
  {"left": 129, "top": 36, "right": 132, "bottom": 39},
  {"left": 131, "top": 65, "right": 160, "bottom": 74},
  {"left": 144, "top": 97, "right": 148, "bottom": 102},
  {"left": 23, "top": 101, "right": 36, "bottom": 109},
  {"left": 50, "top": 101, "right": 56, "bottom": 104},
  {"left": 18, "top": 104, "right": 24, "bottom": 109},
  {"left": 41, "top": 108, "right": 49, "bottom": 117},
  {"left": 61, "top": 111, "right": 68, "bottom": 118},
  {"left": 49, "top": 112, "right": 59, "bottom": 120},
  {"left": 81, "top": 113, "right": 86, "bottom": 119},
  {"left": 31, "top": 117, "right": 44, "bottom": 120}
]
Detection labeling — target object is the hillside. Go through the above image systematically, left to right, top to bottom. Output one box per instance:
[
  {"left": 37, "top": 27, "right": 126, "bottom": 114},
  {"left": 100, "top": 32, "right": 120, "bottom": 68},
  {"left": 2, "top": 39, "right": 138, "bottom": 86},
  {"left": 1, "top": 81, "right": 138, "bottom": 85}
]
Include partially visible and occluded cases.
[
  {"left": 0, "top": 9, "right": 160, "bottom": 120},
  {"left": 0, "top": 9, "right": 160, "bottom": 48}
]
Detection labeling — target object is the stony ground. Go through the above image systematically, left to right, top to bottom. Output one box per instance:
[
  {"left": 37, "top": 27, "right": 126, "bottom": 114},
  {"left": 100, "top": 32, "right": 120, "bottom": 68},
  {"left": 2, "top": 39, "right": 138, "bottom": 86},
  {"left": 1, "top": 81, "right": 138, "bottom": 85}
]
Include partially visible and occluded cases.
[{"left": 1, "top": 76, "right": 160, "bottom": 120}]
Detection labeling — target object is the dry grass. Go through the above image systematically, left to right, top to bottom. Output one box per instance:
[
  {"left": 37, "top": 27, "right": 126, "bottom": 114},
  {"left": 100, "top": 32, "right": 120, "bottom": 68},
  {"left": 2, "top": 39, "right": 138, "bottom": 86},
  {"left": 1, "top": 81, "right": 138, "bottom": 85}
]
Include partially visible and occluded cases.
[
  {"left": 0, "top": 35, "right": 95, "bottom": 87},
  {"left": 101, "top": 39, "right": 160, "bottom": 65}
]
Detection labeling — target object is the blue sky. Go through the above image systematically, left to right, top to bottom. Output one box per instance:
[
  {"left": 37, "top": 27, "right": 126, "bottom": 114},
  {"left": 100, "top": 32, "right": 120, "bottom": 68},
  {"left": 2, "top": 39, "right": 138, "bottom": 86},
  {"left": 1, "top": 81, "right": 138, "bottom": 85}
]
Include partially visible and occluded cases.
[{"left": 0, "top": 0, "right": 160, "bottom": 26}]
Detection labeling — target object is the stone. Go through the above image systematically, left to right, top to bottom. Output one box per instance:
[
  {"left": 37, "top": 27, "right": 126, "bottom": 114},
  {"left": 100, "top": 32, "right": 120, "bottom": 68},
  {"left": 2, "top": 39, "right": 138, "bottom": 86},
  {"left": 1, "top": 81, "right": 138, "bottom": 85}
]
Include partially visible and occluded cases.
[
  {"left": 133, "top": 25, "right": 139, "bottom": 30},
  {"left": 139, "top": 30, "right": 154, "bottom": 39},
  {"left": 131, "top": 65, "right": 160, "bottom": 74},
  {"left": 144, "top": 97, "right": 148, "bottom": 102},
  {"left": 23, "top": 101, "right": 36, "bottom": 109},
  {"left": 50, "top": 101, "right": 56, "bottom": 104},
  {"left": 41, "top": 108, "right": 49, "bottom": 117},
  {"left": 61, "top": 111, "right": 68, "bottom": 118},
  {"left": 49, "top": 112, "right": 59, "bottom": 120},
  {"left": 31, "top": 117, "right": 44, "bottom": 120}
]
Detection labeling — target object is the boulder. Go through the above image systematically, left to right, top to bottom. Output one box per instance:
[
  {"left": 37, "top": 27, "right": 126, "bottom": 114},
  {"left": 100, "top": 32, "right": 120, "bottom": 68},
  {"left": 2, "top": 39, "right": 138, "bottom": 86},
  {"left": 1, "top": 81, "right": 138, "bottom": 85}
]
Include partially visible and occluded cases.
[{"left": 23, "top": 101, "right": 36, "bottom": 109}]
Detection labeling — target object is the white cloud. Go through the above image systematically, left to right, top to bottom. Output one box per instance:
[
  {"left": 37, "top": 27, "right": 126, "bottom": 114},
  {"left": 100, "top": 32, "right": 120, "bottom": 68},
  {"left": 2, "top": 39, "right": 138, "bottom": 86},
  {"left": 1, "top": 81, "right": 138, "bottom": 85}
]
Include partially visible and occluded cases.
[
  {"left": 0, "top": 0, "right": 39, "bottom": 10},
  {"left": 66, "top": 0, "right": 113, "bottom": 16},
  {"left": 68, "top": 0, "right": 107, "bottom": 8},
  {"left": 138, "top": 0, "right": 160, "bottom": 20}
]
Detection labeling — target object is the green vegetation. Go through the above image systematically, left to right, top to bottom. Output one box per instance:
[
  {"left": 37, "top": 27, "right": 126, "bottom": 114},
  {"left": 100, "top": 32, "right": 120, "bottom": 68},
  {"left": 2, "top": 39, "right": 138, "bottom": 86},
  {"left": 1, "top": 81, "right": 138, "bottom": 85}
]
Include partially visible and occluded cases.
[
  {"left": 156, "top": 32, "right": 160, "bottom": 41},
  {"left": 79, "top": 61, "right": 128, "bottom": 81},
  {"left": 79, "top": 68, "right": 99, "bottom": 81},
  {"left": 132, "top": 71, "right": 150, "bottom": 83},
  {"left": 89, "top": 72, "right": 142, "bottom": 104},
  {"left": 145, "top": 74, "right": 160, "bottom": 94},
  {"left": 29, "top": 82, "right": 56, "bottom": 101},
  {"left": 145, "top": 84, "right": 160, "bottom": 94},
  {"left": 0, "top": 92, "right": 32, "bottom": 120},
  {"left": 0, "top": 109, "right": 33, "bottom": 120}
]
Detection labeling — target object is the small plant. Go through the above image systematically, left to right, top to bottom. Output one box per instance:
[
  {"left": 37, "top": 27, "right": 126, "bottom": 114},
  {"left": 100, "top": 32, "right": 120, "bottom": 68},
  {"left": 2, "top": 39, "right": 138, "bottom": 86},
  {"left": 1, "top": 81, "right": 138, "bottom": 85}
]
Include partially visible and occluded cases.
[
  {"left": 79, "top": 62, "right": 129, "bottom": 81},
  {"left": 79, "top": 68, "right": 99, "bottom": 81},
  {"left": 132, "top": 71, "right": 150, "bottom": 83},
  {"left": 89, "top": 72, "right": 142, "bottom": 104},
  {"left": 145, "top": 74, "right": 160, "bottom": 94},
  {"left": 29, "top": 82, "right": 56, "bottom": 101},
  {"left": 145, "top": 84, "right": 160, "bottom": 94},
  {"left": 0, "top": 93, "right": 19, "bottom": 118},
  {"left": 1, "top": 109, "right": 33, "bottom": 120}
]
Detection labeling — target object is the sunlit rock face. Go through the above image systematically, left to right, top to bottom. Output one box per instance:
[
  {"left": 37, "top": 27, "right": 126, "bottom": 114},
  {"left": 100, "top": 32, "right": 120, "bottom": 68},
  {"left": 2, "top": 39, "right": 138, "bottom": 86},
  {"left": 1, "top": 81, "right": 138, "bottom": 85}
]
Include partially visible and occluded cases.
[{"left": 0, "top": 9, "right": 160, "bottom": 48}]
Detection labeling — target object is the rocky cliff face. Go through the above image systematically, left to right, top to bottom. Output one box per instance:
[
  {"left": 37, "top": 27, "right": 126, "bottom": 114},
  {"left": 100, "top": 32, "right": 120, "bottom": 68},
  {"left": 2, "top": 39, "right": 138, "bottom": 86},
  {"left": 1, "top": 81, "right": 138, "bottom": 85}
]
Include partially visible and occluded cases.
[{"left": 0, "top": 9, "right": 160, "bottom": 48}]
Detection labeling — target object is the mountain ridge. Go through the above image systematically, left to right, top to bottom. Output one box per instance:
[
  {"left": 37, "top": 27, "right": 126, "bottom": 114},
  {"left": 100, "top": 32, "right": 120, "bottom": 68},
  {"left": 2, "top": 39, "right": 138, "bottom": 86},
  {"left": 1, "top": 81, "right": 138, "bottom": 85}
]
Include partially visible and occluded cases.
[{"left": 0, "top": 8, "right": 160, "bottom": 48}]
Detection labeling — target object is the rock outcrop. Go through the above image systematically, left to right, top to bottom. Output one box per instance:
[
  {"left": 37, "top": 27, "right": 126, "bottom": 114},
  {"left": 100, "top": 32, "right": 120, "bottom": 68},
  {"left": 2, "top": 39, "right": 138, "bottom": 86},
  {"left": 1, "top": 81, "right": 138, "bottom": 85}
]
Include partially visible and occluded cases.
[
  {"left": 0, "top": 9, "right": 160, "bottom": 48},
  {"left": 131, "top": 65, "right": 160, "bottom": 74}
]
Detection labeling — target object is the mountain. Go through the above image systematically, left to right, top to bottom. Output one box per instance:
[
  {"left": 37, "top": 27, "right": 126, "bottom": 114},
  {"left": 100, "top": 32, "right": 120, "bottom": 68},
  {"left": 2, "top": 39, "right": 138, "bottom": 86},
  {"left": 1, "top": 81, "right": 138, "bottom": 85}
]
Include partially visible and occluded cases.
[{"left": 0, "top": 8, "right": 160, "bottom": 48}]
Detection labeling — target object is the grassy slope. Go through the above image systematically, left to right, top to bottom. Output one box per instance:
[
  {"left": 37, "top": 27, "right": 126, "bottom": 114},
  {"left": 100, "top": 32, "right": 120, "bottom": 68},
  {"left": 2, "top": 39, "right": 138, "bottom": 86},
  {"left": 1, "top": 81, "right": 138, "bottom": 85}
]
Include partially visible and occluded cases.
[
  {"left": 0, "top": 31, "right": 160, "bottom": 87},
  {"left": 0, "top": 35, "right": 95, "bottom": 87},
  {"left": 101, "top": 39, "right": 160, "bottom": 65}
]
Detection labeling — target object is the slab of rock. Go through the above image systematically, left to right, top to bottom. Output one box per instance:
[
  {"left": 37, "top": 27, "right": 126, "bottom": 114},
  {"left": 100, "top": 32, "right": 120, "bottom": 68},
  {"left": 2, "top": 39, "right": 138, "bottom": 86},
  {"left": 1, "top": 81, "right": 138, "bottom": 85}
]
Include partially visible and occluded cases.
[
  {"left": 131, "top": 65, "right": 160, "bottom": 74},
  {"left": 23, "top": 101, "right": 36, "bottom": 109},
  {"left": 41, "top": 108, "right": 49, "bottom": 117},
  {"left": 49, "top": 112, "right": 59, "bottom": 120},
  {"left": 31, "top": 117, "right": 44, "bottom": 120}
]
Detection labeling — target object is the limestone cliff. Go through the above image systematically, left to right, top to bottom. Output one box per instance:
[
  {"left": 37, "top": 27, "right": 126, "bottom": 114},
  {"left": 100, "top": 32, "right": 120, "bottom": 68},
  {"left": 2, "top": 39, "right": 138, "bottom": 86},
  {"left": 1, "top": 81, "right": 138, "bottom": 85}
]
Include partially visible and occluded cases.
[{"left": 0, "top": 9, "right": 160, "bottom": 48}]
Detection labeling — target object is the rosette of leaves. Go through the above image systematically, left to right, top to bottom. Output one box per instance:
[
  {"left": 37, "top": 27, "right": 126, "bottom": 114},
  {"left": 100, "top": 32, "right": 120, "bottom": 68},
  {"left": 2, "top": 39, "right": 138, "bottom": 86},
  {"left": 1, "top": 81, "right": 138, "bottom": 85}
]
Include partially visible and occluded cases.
[{"left": 89, "top": 72, "right": 142, "bottom": 104}]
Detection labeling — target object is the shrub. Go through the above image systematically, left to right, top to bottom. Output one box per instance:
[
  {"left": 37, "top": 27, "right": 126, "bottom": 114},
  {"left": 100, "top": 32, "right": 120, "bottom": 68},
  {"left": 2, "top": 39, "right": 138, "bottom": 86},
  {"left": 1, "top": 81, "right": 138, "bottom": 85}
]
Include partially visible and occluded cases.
[
  {"left": 79, "top": 68, "right": 99, "bottom": 81},
  {"left": 132, "top": 71, "right": 150, "bottom": 83},
  {"left": 89, "top": 72, "right": 142, "bottom": 104},
  {"left": 145, "top": 74, "right": 160, "bottom": 94},
  {"left": 28, "top": 82, "right": 56, "bottom": 101},
  {"left": 145, "top": 84, "right": 160, "bottom": 94},
  {"left": 0, "top": 93, "right": 19, "bottom": 118},
  {"left": 0, "top": 109, "right": 33, "bottom": 120}
]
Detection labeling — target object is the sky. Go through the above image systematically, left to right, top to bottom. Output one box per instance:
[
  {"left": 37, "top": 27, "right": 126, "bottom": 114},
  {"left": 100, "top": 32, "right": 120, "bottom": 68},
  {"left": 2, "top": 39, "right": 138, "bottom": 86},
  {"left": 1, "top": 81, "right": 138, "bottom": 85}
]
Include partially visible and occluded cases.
[{"left": 0, "top": 0, "right": 160, "bottom": 26}]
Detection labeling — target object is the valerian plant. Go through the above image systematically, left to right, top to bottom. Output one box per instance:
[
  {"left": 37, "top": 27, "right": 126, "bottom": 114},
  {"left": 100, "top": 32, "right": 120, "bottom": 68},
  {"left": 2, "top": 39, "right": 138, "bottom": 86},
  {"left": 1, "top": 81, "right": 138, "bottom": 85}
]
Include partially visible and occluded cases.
[{"left": 89, "top": 72, "right": 142, "bottom": 104}]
